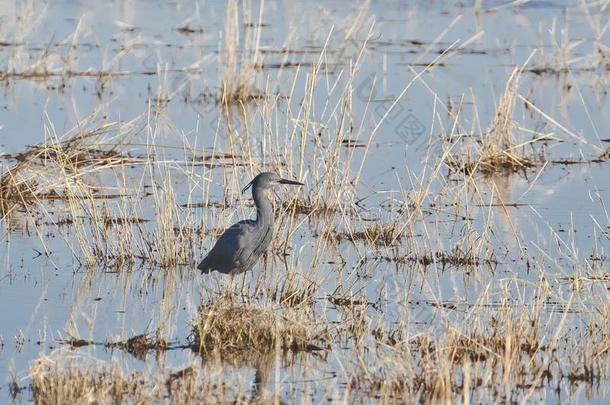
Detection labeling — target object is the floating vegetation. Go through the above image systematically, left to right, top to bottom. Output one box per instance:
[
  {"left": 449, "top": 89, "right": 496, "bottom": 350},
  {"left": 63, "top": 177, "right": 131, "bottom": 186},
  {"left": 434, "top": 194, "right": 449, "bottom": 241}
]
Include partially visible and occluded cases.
[{"left": 109, "top": 334, "right": 164, "bottom": 360}]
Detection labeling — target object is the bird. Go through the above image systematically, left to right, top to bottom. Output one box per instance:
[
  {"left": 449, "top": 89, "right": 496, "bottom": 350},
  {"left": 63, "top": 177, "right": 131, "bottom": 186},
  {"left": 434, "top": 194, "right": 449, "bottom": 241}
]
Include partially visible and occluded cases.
[{"left": 198, "top": 172, "right": 304, "bottom": 275}]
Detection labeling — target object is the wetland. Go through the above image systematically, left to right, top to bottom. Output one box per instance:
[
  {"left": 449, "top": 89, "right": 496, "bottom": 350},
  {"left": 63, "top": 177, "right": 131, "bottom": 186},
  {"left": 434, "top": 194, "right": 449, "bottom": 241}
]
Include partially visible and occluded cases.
[{"left": 1, "top": 0, "right": 609, "bottom": 403}]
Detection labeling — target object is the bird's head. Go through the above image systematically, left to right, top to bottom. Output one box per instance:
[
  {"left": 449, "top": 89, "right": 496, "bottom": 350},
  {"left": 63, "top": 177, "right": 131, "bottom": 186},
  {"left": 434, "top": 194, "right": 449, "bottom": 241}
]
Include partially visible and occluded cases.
[{"left": 242, "top": 172, "right": 304, "bottom": 194}]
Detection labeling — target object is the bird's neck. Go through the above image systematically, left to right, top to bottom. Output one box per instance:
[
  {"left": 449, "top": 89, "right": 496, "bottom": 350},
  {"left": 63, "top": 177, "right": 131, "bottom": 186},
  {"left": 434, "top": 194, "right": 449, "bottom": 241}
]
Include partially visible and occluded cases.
[{"left": 253, "top": 188, "right": 274, "bottom": 228}]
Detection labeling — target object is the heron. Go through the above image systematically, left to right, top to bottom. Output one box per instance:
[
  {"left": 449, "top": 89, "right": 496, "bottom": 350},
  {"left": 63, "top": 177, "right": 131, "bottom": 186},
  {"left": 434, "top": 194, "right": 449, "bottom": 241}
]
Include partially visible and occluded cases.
[{"left": 198, "top": 172, "right": 304, "bottom": 275}]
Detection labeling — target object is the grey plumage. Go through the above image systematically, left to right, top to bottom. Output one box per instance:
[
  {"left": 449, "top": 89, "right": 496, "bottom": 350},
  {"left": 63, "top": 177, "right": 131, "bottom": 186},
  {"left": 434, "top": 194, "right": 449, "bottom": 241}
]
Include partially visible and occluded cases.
[{"left": 198, "top": 172, "right": 304, "bottom": 275}]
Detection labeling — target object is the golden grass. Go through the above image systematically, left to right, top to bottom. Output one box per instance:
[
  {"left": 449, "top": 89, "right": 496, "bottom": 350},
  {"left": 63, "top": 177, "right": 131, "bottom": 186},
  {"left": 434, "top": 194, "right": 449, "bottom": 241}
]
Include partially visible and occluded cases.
[
  {"left": 219, "top": 0, "right": 266, "bottom": 108},
  {"left": 4, "top": 2, "right": 610, "bottom": 404},
  {"left": 444, "top": 64, "right": 541, "bottom": 178},
  {"left": 0, "top": 120, "right": 135, "bottom": 217},
  {"left": 340, "top": 222, "right": 398, "bottom": 246},
  {"left": 191, "top": 297, "right": 328, "bottom": 356},
  {"left": 352, "top": 305, "right": 610, "bottom": 403},
  {"left": 30, "top": 356, "right": 257, "bottom": 404},
  {"left": 31, "top": 357, "right": 150, "bottom": 405}
]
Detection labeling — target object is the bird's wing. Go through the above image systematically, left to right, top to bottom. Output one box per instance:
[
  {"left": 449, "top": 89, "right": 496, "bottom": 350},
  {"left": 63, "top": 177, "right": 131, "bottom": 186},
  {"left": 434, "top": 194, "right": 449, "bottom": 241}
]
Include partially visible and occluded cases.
[{"left": 199, "top": 220, "right": 257, "bottom": 273}]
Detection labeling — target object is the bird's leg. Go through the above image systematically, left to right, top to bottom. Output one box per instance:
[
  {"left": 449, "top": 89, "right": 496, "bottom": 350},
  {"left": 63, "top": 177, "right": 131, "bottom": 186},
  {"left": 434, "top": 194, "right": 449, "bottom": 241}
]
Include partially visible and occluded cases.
[
  {"left": 239, "top": 272, "right": 248, "bottom": 303},
  {"left": 213, "top": 274, "right": 222, "bottom": 296},
  {"left": 225, "top": 275, "right": 236, "bottom": 303}
]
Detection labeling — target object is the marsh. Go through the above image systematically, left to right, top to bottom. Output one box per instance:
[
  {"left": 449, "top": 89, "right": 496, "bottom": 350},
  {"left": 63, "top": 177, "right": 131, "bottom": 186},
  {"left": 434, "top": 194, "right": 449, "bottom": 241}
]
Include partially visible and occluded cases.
[{"left": 0, "top": 0, "right": 609, "bottom": 403}]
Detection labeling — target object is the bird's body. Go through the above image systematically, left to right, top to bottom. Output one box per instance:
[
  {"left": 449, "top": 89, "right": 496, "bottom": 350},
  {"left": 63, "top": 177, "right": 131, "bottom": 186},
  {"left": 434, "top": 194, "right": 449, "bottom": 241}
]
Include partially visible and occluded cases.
[{"left": 198, "top": 172, "right": 303, "bottom": 275}]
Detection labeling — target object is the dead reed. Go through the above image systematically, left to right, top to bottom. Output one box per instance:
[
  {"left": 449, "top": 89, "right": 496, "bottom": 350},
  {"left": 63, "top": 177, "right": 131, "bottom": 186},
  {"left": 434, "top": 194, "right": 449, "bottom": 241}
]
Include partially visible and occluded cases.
[
  {"left": 4, "top": 1, "right": 610, "bottom": 404},
  {"left": 444, "top": 63, "right": 541, "bottom": 178},
  {"left": 191, "top": 297, "right": 328, "bottom": 356},
  {"left": 30, "top": 356, "right": 256, "bottom": 404}
]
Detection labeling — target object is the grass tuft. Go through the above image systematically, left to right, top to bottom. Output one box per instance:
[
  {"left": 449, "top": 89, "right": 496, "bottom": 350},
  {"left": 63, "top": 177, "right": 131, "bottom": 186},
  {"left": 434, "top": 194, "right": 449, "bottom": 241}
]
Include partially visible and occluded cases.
[{"left": 191, "top": 298, "right": 327, "bottom": 355}]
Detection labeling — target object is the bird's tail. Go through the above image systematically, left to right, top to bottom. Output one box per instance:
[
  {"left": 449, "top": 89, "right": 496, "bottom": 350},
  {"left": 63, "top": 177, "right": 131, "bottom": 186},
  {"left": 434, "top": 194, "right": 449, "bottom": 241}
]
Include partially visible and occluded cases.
[{"left": 197, "top": 256, "right": 212, "bottom": 274}]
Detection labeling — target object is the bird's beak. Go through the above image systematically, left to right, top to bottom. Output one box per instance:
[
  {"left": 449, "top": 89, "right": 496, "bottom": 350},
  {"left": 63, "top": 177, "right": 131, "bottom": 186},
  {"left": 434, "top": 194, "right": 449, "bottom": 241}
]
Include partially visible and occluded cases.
[
  {"left": 278, "top": 178, "right": 304, "bottom": 186},
  {"left": 241, "top": 181, "right": 253, "bottom": 194}
]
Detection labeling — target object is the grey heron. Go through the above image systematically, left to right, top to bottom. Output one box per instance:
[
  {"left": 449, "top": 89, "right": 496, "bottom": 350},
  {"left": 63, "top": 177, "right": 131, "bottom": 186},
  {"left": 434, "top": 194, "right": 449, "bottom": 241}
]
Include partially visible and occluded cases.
[{"left": 198, "top": 172, "right": 304, "bottom": 275}]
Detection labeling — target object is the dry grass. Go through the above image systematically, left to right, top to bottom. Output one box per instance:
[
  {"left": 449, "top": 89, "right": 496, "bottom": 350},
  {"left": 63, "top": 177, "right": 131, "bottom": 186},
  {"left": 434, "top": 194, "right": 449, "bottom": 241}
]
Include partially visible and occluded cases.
[
  {"left": 219, "top": 0, "right": 266, "bottom": 107},
  {"left": 3, "top": 1, "right": 610, "bottom": 404},
  {"left": 444, "top": 63, "right": 541, "bottom": 178},
  {"left": 0, "top": 119, "right": 138, "bottom": 218},
  {"left": 340, "top": 222, "right": 399, "bottom": 246},
  {"left": 191, "top": 297, "right": 328, "bottom": 356},
  {"left": 351, "top": 303, "right": 610, "bottom": 403},
  {"left": 30, "top": 356, "right": 257, "bottom": 404},
  {"left": 31, "top": 357, "right": 151, "bottom": 405}
]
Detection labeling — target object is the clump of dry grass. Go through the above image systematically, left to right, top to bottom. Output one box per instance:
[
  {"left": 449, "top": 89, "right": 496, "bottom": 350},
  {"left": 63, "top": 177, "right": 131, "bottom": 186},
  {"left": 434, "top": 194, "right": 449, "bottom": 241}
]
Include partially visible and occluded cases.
[
  {"left": 219, "top": 0, "right": 266, "bottom": 107},
  {"left": 445, "top": 65, "right": 539, "bottom": 177},
  {"left": 476, "top": 67, "right": 537, "bottom": 175},
  {"left": 0, "top": 119, "right": 137, "bottom": 218},
  {"left": 0, "top": 163, "right": 35, "bottom": 217},
  {"left": 281, "top": 196, "right": 337, "bottom": 217},
  {"left": 340, "top": 222, "right": 400, "bottom": 246},
  {"left": 386, "top": 248, "right": 497, "bottom": 269},
  {"left": 266, "top": 271, "right": 318, "bottom": 308},
  {"left": 349, "top": 294, "right": 610, "bottom": 403},
  {"left": 191, "top": 298, "right": 328, "bottom": 356},
  {"left": 29, "top": 356, "right": 256, "bottom": 404},
  {"left": 30, "top": 357, "right": 151, "bottom": 404}
]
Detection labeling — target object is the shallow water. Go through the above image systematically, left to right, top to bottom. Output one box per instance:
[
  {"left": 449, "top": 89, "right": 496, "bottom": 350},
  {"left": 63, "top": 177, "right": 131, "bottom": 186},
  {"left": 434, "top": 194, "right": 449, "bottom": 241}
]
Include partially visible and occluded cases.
[{"left": 1, "top": 0, "right": 609, "bottom": 403}]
